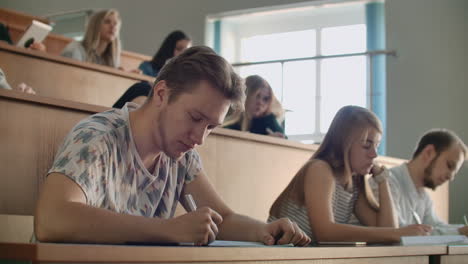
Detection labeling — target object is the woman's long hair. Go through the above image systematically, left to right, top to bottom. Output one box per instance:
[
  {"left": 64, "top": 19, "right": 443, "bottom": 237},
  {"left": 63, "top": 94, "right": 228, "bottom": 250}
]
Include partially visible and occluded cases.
[
  {"left": 81, "top": 9, "right": 121, "bottom": 67},
  {"left": 150, "top": 30, "right": 191, "bottom": 73},
  {"left": 223, "top": 75, "right": 284, "bottom": 131},
  {"left": 269, "top": 105, "right": 382, "bottom": 216}
]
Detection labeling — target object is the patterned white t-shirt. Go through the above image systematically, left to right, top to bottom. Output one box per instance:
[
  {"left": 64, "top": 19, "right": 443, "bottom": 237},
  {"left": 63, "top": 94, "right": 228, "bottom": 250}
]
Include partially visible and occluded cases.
[{"left": 48, "top": 103, "right": 203, "bottom": 219}]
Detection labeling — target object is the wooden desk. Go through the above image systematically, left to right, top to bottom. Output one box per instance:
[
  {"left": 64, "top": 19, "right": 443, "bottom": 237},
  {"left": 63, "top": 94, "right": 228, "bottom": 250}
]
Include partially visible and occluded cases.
[
  {"left": 0, "top": 42, "right": 154, "bottom": 107},
  {"left": 0, "top": 242, "right": 447, "bottom": 264},
  {"left": 437, "top": 245, "right": 468, "bottom": 264}
]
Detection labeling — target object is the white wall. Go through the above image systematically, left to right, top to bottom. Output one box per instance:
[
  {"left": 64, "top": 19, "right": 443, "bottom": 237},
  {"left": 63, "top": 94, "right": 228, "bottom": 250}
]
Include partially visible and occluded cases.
[
  {"left": 2, "top": 0, "right": 467, "bottom": 222},
  {"left": 385, "top": 0, "right": 468, "bottom": 223}
]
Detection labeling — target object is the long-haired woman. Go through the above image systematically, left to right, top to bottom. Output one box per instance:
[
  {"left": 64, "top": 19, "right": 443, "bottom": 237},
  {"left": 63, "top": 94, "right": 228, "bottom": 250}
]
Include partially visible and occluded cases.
[
  {"left": 61, "top": 9, "right": 121, "bottom": 68},
  {"left": 139, "top": 30, "right": 191, "bottom": 77},
  {"left": 224, "top": 75, "right": 285, "bottom": 138},
  {"left": 269, "top": 105, "right": 432, "bottom": 243}
]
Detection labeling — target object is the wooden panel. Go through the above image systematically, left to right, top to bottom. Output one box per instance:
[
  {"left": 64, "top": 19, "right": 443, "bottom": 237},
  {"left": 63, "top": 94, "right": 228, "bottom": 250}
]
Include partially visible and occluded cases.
[
  {"left": 0, "top": 43, "right": 153, "bottom": 107},
  {"left": 0, "top": 90, "right": 106, "bottom": 215},
  {"left": 197, "top": 132, "right": 312, "bottom": 220},
  {"left": 0, "top": 215, "right": 33, "bottom": 243},
  {"left": 0, "top": 242, "right": 446, "bottom": 263},
  {"left": 440, "top": 255, "right": 468, "bottom": 264}
]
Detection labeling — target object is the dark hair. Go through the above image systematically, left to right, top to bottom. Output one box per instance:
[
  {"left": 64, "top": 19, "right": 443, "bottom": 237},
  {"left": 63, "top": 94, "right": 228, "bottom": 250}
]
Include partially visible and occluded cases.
[
  {"left": 150, "top": 30, "right": 191, "bottom": 73},
  {"left": 148, "top": 46, "right": 245, "bottom": 110},
  {"left": 412, "top": 129, "right": 467, "bottom": 159}
]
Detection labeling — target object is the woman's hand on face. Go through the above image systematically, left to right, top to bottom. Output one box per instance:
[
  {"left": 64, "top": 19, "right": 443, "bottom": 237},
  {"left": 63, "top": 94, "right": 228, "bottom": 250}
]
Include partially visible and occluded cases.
[{"left": 370, "top": 163, "right": 385, "bottom": 176}]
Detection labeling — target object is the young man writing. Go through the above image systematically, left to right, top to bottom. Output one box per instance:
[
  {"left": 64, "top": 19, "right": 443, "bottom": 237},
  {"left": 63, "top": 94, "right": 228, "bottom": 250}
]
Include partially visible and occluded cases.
[
  {"left": 34, "top": 46, "right": 310, "bottom": 246},
  {"left": 389, "top": 129, "right": 467, "bottom": 235}
]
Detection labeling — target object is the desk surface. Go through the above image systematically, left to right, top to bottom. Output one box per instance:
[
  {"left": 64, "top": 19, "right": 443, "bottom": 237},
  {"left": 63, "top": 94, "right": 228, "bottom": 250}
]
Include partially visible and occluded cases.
[{"left": 0, "top": 242, "right": 447, "bottom": 263}]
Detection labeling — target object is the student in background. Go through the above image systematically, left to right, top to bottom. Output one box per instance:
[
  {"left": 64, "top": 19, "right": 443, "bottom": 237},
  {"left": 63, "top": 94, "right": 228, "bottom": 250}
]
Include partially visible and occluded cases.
[
  {"left": 61, "top": 9, "right": 121, "bottom": 68},
  {"left": 139, "top": 30, "right": 191, "bottom": 77},
  {"left": 113, "top": 31, "right": 192, "bottom": 108},
  {"left": 35, "top": 46, "right": 311, "bottom": 246},
  {"left": 224, "top": 75, "right": 285, "bottom": 138},
  {"left": 268, "top": 105, "right": 432, "bottom": 243},
  {"left": 385, "top": 129, "right": 467, "bottom": 235}
]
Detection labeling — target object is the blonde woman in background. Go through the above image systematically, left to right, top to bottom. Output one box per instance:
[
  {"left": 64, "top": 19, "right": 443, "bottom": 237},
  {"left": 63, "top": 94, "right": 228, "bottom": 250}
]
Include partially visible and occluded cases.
[
  {"left": 61, "top": 9, "right": 121, "bottom": 68},
  {"left": 224, "top": 75, "right": 285, "bottom": 138},
  {"left": 268, "top": 105, "right": 432, "bottom": 244}
]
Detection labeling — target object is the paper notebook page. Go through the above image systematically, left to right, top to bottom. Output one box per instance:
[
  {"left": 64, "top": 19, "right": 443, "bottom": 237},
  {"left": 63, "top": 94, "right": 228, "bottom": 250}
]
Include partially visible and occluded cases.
[{"left": 401, "top": 235, "right": 468, "bottom": 246}]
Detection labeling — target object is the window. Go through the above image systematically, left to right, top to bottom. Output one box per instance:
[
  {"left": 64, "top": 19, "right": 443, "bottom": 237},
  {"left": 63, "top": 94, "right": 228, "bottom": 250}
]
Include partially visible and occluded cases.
[{"left": 208, "top": 2, "right": 377, "bottom": 144}]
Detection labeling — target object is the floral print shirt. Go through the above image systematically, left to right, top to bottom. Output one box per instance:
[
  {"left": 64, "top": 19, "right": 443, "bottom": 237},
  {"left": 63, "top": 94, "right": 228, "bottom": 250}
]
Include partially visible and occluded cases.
[{"left": 48, "top": 103, "right": 203, "bottom": 219}]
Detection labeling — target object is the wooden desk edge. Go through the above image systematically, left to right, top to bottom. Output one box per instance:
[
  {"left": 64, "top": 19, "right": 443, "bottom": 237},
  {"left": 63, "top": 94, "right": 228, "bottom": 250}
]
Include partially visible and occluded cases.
[
  {"left": 0, "top": 42, "right": 154, "bottom": 82},
  {"left": 0, "top": 243, "right": 448, "bottom": 262}
]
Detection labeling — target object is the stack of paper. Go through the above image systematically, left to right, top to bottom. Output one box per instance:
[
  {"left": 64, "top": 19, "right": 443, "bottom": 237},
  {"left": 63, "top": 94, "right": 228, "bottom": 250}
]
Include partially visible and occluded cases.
[{"left": 401, "top": 235, "right": 468, "bottom": 246}]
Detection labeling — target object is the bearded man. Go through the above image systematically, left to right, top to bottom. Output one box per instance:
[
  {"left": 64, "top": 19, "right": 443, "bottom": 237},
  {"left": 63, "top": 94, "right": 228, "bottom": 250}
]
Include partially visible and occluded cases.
[{"left": 389, "top": 129, "right": 467, "bottom": 235}]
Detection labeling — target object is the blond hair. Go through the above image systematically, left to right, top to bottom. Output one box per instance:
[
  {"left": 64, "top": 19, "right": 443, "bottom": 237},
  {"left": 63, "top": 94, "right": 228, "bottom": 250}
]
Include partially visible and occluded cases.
[
  {"left": 81, "top": 9, "right": 121, "bottom": 67},
  {"left": 223, "top": 75, "right": 284, "bottom": 130},
  {"left": 270, "top": 105, "right": 382, "bottom": 217}
]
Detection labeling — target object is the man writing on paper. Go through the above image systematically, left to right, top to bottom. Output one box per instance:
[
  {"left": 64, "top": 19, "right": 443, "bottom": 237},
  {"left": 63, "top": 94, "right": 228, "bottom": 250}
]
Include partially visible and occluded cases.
[
  {"left": 34, "top": 46, "right": 310, "bottom": 246},
  {"left": 388, "top": 129, "right": 468, "bottom": 236}
]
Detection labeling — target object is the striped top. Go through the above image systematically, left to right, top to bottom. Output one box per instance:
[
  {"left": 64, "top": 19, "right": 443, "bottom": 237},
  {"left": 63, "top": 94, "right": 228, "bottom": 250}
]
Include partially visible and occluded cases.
[{"left": 268, "top": 176, "right": 361, "bottom": 241}]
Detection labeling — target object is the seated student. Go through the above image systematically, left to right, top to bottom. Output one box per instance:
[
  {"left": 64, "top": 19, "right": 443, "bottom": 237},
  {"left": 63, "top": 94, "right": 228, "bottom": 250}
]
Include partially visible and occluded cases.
[
  {"left": 61, "top": 9, "right": 121, "bottom": 68},
  {"left": 139, "top": 30, "right": 191, "bottom": 77},
  {"left": 34, "top": 46, "right": 311, "bottom": 246},
  {"left": 223, "top": 75, "right": 285, "bottom": 138},
  {"left": 112, "top": 81, "right": 151, "bottom": 108},
  {"left": 268, "top": 105, "right": 432, "bottom": 243},
  {"left": 386, "top": 129, "right": 468, "bottom": 235}
]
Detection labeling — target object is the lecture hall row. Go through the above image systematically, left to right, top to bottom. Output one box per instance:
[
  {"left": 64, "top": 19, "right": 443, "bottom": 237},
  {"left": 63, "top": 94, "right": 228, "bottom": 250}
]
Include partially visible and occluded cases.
[{"left": 0, "top": 7, "right": 465, "bottom": 264}]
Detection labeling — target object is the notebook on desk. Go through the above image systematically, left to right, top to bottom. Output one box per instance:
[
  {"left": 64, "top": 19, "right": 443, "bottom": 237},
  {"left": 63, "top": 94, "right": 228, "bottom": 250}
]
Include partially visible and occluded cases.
[{"left": 401, "top": 235, "right": 468, "bottom": 246}]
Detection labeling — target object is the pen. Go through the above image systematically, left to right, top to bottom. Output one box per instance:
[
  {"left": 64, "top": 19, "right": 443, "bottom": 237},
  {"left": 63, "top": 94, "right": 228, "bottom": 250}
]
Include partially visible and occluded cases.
[
  {"left": 184, "top": 194, "right": 197, "bottom": 212},
  {"left": 412, "top": 210, "right": 422, "bottom": 225}
]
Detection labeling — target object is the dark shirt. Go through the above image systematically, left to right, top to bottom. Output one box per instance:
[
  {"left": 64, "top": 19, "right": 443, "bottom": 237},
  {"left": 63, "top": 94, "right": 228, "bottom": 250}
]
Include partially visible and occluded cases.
[
  {"left": 0, "top": 23, "right": 13, "bottom": 45},
  {"left": 113, "top": 81, "right": 152, "bottom": 108},
  {"left": 225, "top": 113, "right": 284, "bottom": 136}
]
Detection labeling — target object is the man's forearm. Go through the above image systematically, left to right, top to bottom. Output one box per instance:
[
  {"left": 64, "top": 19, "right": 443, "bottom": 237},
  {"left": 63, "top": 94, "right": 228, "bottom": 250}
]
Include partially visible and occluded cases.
[
  {"left": 35, "top": 201, "right": 170, "bottom": 243},
  {"left": 217, "top": 213, "right": 265, "bottom": 242}
]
